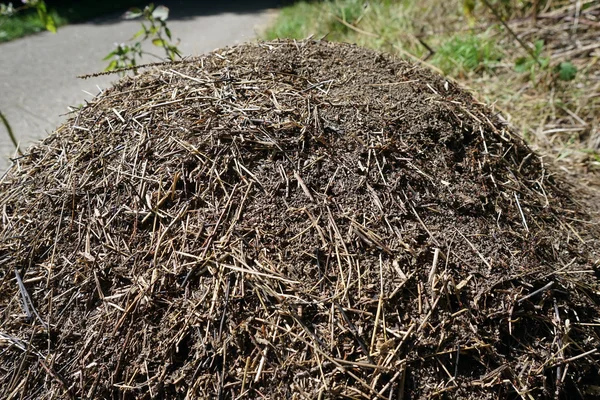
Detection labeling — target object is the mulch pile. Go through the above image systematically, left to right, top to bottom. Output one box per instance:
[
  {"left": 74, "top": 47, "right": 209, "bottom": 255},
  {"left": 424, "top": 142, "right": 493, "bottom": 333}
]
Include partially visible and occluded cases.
[{"left": 1, "top": 40, "right": 599, "bottom": 399}]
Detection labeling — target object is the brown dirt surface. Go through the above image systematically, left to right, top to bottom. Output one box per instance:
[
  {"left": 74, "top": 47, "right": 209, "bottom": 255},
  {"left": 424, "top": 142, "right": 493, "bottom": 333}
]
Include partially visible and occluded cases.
[{"left": 1, "top": 40, "right": 600, "bottom": 399}]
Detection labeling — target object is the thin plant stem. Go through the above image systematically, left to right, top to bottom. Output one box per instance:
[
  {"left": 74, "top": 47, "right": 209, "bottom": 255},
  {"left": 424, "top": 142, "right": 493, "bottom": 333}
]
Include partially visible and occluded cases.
[
  {"left": 480, "top": 0, "right": 543, "bottom": 66},
  {"left": 0, "top": 109, "right": 22, "bottom": 156}
]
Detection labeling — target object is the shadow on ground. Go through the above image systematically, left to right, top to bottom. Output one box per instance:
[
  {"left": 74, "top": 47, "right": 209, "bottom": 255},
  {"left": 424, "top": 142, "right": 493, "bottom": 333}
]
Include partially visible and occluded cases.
[{"left": 82, "top": 0, "right": 295, "bottom": 24}]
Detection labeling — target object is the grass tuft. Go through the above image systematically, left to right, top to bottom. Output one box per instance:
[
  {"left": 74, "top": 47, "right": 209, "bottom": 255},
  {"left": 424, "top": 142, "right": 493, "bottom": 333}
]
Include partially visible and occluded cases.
[
  {"left": 0, "top": 0, "right": 146, "bottom": 42},
  {"left": 264, "top": 0, "right": 600, "bottom": 171},
  {"left": 263, "top": 2, "right": 318, "bottom": 40},
  {"left": 0, "top": 9, "right": 65, "bottom": 41},
  {"left": 431, "top": 32, "right": 503, "bottom": 75}
]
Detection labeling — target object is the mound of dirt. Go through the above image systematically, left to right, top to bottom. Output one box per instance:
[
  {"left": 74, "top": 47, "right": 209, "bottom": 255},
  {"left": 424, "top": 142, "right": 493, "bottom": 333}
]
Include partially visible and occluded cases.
[{"left": 1, "top": 40, "right": 599, "bottom": 399}]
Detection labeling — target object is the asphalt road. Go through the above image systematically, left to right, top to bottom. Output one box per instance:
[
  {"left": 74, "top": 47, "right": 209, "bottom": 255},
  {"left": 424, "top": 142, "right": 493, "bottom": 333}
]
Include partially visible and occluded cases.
[{"left": 0, "top": 0, "right": 282, "bottom": 170}]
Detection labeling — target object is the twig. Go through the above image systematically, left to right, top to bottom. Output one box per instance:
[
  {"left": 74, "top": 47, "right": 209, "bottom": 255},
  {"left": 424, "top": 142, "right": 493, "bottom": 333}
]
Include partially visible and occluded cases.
[
  {"left": 480, "top": 0, "right": 543, "bottom": 66},
  {"left": 0, "top": 109, "right": 22, "bottom": 156},
  {"left": 514, "top": 192, "right": 530, "bottom": 232},
  {"left": 14, "top": 269, "right": 47, "bottom": 328},
  {"left": 518, "top": 282, "right": 554, "bottom": 303},
  {"left": 335, "top": 303, "right": 375, "bottom": 365}
]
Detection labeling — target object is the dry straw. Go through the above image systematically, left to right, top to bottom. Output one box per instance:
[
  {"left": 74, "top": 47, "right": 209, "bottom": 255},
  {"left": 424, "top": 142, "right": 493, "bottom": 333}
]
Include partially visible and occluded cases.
[{"left": 1, "top": 40, "right": 599, "bottom": 399}]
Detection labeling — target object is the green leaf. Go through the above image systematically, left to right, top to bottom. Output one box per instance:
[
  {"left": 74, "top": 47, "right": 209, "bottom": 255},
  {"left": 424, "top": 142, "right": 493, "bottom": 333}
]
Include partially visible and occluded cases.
[
  {"left": 463, "top": 0, "right": 476, "bottom": 16},
  {"left": 36, "top": 1, "right": 47, "bottom": 14},
  {"left": 32, "top": 2, "right": 56, "bottom": 33},
  {"left": 36, "top": 2, "right": 47, "bottom": 25},
  {"left": 152, "top": 6, "right": 169, "bottom": 21},
  {"left": 124, "top": 7, "right": 143, "bottom": 19},
  {"left": 44, "top": 15, "right": 56, "bottom": 33},
  {"left": 164, "top": 26, "right": 172, "bottom": 40},
  {"left": 132, "top": 27, "right": 146, "bottom": 39},
  {"left": 152, "top": 38, "right": 166, "bottom": 47},
  {"left": 533, "top": 40, "right": 544, "bottom": 55},
  {"left": 170, "top": 45, "right": 181, "bottom": 58},
  {"left": 103, "top": 50, "right": 117, "bottom": 60},
  {"left": 514, "top": 57, "right": 529, "bottom": 73},
  {"left": 105, "top": 60, "right": 118, "bottom": 71},
  {"left": 557, "top": 61, "right": 577, "bottom": 81}
]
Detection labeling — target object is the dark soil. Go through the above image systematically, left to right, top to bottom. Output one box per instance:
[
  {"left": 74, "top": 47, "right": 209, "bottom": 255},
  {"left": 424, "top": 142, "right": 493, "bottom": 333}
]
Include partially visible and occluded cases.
[{"left": 1, "top": 40, "right": 599, "bottom": 399}]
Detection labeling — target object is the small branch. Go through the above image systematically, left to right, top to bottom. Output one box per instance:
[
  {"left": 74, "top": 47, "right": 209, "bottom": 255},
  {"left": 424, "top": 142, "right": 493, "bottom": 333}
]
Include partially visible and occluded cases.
[
  {"left": 480, "top": 0, "right": 543, "bottom": 66},
  {"left": 333, "top": 16, "right": 379, "bottom": 38},
  {"left": 416, "top": 36, "right": 436, "bottom": 61},
  {"left": 0, "top": 109, "right": 22, "bottom": 156},
  {"left": 514, "top": 192, "right": 529, "bottom": 232},
  {"left": 518, "top": 282, "right": 554, "bottom": 303},
  {"left": 335, "top": 303, "right": 375, "bottom": 365}
]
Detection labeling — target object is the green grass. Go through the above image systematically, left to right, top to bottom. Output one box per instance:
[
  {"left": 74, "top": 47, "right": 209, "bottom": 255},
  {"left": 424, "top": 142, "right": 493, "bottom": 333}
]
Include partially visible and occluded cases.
[
  {"left": 264, "top": 0, "right": 499, "bottom": 75},
  {"left": 264, "top": 0, "right": 599, "bottom": 168},
  {"left": 265, "top": 0, "right": 429, "bottom": 62},
  {"left": 0, "top": 1, "right": 146, "bottom": 42},
  {"left": 264, "top": 2, "right": 317, "bottom": 40},
  {"left": 0, "top": 9, "right": 64, "bottom": 41},
  {"left": 431, "top": 32, "right": 503, "bottom": 75}
]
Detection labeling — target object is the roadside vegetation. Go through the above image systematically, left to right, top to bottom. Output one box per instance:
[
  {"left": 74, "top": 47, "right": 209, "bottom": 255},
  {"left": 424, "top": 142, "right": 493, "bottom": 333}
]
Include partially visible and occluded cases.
[
  {"left": 0, "top": 0, "right": 145, "bottom": 42},
  {"left": 264, "top": 0, "right": 600, "bottom": 172},
  {"left": 0, "top": 1, "right": 180, "bottom": 153}
]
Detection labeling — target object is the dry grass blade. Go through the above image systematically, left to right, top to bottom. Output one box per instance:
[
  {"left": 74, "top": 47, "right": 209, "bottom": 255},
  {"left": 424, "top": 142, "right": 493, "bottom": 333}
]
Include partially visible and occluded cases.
[{"left": 0, "top": 39, "right": 598, "bottom": 400}]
